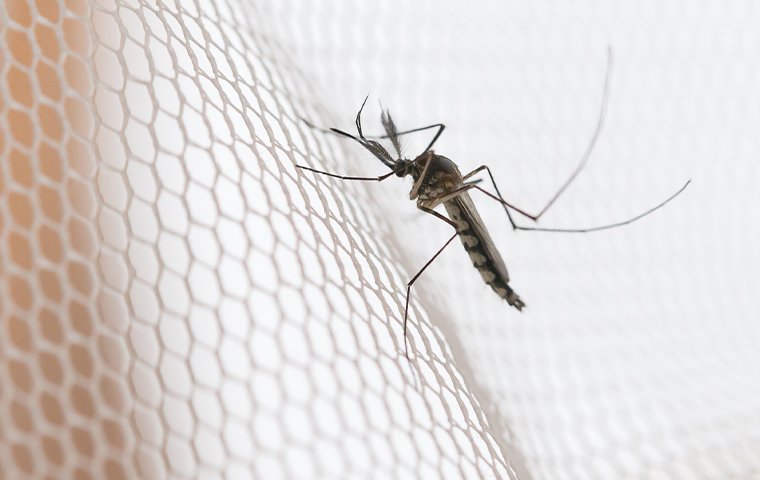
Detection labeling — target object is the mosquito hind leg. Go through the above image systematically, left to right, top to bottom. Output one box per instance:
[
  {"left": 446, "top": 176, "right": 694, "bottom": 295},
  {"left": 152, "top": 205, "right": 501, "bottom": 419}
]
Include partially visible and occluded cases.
[
  {"left": 527, "top": 46, "right": 613, "bottom": 220},
  {"left": 459, "top": 47, "right": 614, "bottom": 228},
  {"left": 461, "top": 162, "right": 690, "bottom": 234},
  {"left": 461, "top": 165, "right": 527, "bottom": 229},
  {"left": 471, "top": 181, "right": 691, "bottom": 233},
  {"left": 400, "top": 206, "right": 459, "bottom": 359},
  {"left": 402, "top": 230, "right": 457, "bottom": 360}
]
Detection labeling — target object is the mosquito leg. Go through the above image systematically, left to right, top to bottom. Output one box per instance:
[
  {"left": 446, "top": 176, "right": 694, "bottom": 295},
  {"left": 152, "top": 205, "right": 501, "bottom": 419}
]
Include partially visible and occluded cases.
[
  {"left": 531, "top": 46, "right": 613, "bottom": 220},
  {"left": 458, "top": 48, "right": 614, "bottom": 229},
  {"left": 302, "top": 99, "right": 446, "bottom": 153},
  {"left": 360, "top": 99, "right": 443, "bottom": 152},
  {"left": 304, "top": 117, "right": 445, "bottom": 142},
  {"left": 372, "top": 121, "right": 445, "bottom": 155},
  {"left": 375, "top": 123, "right": 445, "bottom": 141},
  {"left": 419, "top": 124, "right": 446, "bottom": 153},
  {"left": 408, "top": 152, "right": 435, "bottom": 200},
  {"left": 296, "top": 163, "right": 405, "bottom": 182},
  {"left": 461, "top": 165, "right": 527, "bottom": 230},
  {"left": 471, "top": 180, "right": 691, "bottom": 233},
  {"left": 423, "top": 183, "right": 481, "bottom": 210},
  {"left": 418, "top": 206, "right": 458, "bottom": 229},
  {"left": 403, "top": 211, "right": 458, "bottom": 359}
]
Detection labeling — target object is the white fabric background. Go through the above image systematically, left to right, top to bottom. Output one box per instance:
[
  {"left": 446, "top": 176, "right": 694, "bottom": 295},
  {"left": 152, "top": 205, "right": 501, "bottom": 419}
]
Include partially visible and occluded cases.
[{"left": 2, "top": 1, "right": 760, "bottom": 479}]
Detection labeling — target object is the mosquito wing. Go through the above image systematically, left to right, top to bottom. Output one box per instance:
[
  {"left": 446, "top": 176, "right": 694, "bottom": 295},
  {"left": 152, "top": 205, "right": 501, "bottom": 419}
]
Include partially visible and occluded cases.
[{"left": 443, "top": 192, "right": 524, "bottom": 309}]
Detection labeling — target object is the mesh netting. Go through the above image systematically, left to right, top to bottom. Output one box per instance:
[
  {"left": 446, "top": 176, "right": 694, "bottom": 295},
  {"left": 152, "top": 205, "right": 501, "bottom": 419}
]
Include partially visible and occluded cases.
[{"left": 2, "top": 1, "right": 760, "bottom": 479}]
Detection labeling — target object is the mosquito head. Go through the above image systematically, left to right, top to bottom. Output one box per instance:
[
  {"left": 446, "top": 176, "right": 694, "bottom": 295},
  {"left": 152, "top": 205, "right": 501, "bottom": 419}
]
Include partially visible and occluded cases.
[
  {"left": 336, "top": 97, "right": 444, "bottom": 180},
  {"left": 392, "top": 158, "right": 414, "bottom": 178}
]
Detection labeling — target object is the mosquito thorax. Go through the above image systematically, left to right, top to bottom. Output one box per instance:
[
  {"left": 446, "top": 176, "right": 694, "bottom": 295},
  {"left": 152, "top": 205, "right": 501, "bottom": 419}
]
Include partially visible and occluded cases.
[{"left": 411, "top": 152, "right": 462, "bottom": 184}]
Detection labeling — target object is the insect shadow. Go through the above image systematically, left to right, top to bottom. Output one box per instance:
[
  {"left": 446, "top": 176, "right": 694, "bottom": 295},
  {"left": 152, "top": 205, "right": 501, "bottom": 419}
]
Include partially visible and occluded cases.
[{"left": 297, "top": 48, "right": 690, "bottom": 359}]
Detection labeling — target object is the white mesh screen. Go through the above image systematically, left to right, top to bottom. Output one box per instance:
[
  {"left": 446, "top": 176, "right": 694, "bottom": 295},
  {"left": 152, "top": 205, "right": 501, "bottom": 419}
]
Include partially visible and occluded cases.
[{"left": 2, "top": 1, "right": 760, "bottom": 479}]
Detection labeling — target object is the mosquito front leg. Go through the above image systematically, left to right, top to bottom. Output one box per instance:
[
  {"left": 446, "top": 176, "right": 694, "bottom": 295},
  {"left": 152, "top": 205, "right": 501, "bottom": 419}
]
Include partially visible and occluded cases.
[
  {"left": 302, "top": 97, "right": 446, "bottom": 154},
  {"left": 303, "top": 117, "right": 444, "bottom": 145},
  {"left": 377, "top": 123, "right": 444, "bottom": 148},
  {"left": 408, "top": 152, "right": 435, "bottom": 200},
  {"left": 296, "top": 163, "right": 405, "bottom": 182}
]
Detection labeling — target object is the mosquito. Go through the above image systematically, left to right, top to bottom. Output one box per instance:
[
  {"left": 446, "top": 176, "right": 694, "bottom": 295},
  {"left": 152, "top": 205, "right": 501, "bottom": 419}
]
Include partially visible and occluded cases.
[{"left": 297, "top": 49, "right": 690, "bottom": 358}]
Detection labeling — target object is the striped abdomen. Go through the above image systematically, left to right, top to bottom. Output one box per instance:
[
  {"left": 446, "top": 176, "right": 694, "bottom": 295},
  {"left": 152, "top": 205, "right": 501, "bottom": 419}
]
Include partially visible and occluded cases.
[{"left": 443, "top": 194, "right": 525, "bottom": 310}]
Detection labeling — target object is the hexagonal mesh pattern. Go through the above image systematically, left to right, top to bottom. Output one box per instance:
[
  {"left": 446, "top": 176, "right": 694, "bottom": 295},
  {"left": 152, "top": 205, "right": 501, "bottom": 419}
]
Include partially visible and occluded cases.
[
  {"left": 0, "top": 1, "right": 515, "bottom": 479},
  {"left": 3, "top": 1, "right": 760, "bottom": 480}
]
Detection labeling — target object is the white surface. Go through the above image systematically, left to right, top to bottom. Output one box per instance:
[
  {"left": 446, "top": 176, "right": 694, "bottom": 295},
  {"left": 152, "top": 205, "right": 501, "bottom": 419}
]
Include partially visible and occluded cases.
[{"left": 3, "top": 1, "right": 758, "bottom": 479}]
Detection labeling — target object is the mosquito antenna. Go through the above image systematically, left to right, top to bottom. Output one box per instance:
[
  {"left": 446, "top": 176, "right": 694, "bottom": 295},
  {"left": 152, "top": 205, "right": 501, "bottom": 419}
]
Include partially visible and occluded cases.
[
  {"left": 533, "top": 46, "right": 614, "bottom": 220},
  {"left": 317, "top": 96, "right": 398, "bottom": 169},
  {"left": 380, "top": 105, "right": 403, "bottom": 158},
  {"left": 329, "top": 127, "right": 396, "bottom": 169}
]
